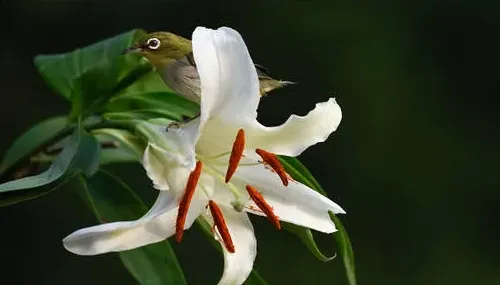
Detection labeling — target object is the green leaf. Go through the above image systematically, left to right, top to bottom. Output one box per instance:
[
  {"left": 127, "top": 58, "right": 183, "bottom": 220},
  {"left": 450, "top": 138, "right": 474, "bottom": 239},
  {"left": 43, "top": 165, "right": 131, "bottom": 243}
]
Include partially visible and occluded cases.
[
  {"left": 34, "top": 29, "right": 146, "bottom": 101},
  {"left": 70, "top": 61, "right": 153, "bottom": 119},
  {"left": 117, "top": 70, "right": 173, "bottom": 95},
  {"left": 104, "top": 91, "right": 199, "bottom": 121},
  {"left": 103, "top": 109, "right": 190, "bottom": 122},
  {"left": 0, "top": 116, "right": 68, "bottom": 174},
  {"left": 0, "top": 127, "right": 100, "bottom": 206},
  {"left": 0, "top": 128, "right": 96, "bottom": 192},
  {"left": 92, "top": 129, "right": 144, "bottom": 165},
  {"left": 71, "top": 132, "right": 101, "bottom": 177},
  {"left": 278, "top": 155, "right": 356, "bottom": 285},
  {"left": 278, "top": 155, "right": 325, "bottom": 194},
  {"left": 277, "top": 156, "right": 334, "bottom": 261},
  {"left": 76, "top": 169, "right": 186, "bottom": 285},
  {"left": 0, "top": 173, "right": 76, "bottom": 207},
  {"left": 330, "top": 211, "right": 356, "bottom": 285},
  {"left": 196, "top": 218, "right": 267, "bottom": 285},
  {"left": 282, "top": 223, "right": 335, "bottom": 262},
  {"left": 120, "top": 242, "right": 186, "bottom": 285},
  {"left": 245, "top": 270, "right": 268, "bottom": 285}
]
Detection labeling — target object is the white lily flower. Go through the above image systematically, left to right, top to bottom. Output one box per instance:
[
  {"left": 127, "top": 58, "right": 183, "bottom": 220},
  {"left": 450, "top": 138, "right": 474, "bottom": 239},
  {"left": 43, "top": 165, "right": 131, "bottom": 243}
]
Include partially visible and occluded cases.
[{"left": 63, "top": 26, "right": 345, "bottom": 285}]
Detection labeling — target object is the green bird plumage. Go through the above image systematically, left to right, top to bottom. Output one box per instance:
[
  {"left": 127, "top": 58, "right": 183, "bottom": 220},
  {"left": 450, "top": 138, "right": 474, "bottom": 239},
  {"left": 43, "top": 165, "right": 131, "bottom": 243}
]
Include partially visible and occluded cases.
[{"left": 123, "top": 31, "right": 293, "bottom": 102}]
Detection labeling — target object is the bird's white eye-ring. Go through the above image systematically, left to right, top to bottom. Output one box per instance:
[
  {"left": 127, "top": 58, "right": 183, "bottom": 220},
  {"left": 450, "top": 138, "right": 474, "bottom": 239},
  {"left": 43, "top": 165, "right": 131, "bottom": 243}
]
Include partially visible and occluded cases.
[{"left": 147, "top": 37, "right": 161, "bottom": 50}]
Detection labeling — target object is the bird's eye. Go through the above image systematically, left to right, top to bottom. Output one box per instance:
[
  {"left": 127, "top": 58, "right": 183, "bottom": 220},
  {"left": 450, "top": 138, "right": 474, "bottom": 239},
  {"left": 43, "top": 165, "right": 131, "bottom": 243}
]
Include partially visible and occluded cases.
[{"left": 146, "top": 38, "right": 161, "bottom": 50}]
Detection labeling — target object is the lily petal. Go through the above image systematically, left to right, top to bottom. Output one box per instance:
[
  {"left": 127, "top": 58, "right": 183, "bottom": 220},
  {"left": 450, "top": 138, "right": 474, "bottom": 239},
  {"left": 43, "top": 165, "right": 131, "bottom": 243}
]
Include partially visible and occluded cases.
[
  {"left": 192, "top": 26, "right": 260, "bottom": 128},
  {"left": 246, "top": 98, "right": 342, "bottom": 157},
  {"left": 139, "top": 120, "right": 199, "bottom": 170},
  {"left": 143, "top": 143, "right": 199, "bottom": 191},
  {"left": 143, "top": 144, "right": 170, "bottom": 190},
  {"left": 233, "top": 164, "right": 345, "bottom": 233},
  {"left": 63, "top": 169, "right": 215, "bottom": 255},
  {"left": 63, "top": 191, "right": 177, "bottom": 255},
  {"left": 63, "top": 191, "right": 211, "bottom": 255},
  {"left": 204, "top": 205, "right": 256, "bottom": 285}
]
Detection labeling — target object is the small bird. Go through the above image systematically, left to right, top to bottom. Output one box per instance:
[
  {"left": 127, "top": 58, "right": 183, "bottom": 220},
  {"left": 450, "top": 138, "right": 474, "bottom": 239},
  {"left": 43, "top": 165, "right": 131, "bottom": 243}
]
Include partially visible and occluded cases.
[{"left": 123, "top": 32, "right": 293, "bottom": 102}]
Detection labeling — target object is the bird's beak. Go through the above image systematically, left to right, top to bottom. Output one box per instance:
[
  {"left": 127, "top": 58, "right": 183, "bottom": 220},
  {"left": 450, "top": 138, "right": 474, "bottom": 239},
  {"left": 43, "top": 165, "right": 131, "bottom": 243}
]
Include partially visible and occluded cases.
[{"left": 121, "top": 44, "right": 144, "bottom": 55}]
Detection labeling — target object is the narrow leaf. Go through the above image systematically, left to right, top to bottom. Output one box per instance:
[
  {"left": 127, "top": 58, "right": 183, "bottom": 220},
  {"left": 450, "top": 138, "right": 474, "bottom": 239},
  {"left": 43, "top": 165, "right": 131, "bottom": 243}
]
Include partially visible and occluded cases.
[
  {"left": 104, "top": 91, "right": 199, "bottom": 120},
  {"left": 103, "top": 109, "right": 189, "bottom": 122},
  {"left": 0, "top": 116, "right": 67, "bottom": 174},
  {"left": 0, "top": 128, "right": 100, "bottom": 206},
  {"left": 0, "top": 128, "right": 80, "bottom": 192},
  {"left": 92, "top": 129, "right": 144, "bottom": 165},
  {"left": 278, "top": 155, "right": 357, "bottom": 285},
  {"left": 278, "top": 155, "right": 325, "bottom": 194},
  {"left": 0, "top": 173, "right": 76, "bottom": 207},
  {"left": 330, "top": 211, "right": 356, "bottom": 285},
  {"left": 282, "top": 223, "right": 335, "bottom": 262},
  {"left": 245, "top": 270, "right": 268, "bottom": 285}
]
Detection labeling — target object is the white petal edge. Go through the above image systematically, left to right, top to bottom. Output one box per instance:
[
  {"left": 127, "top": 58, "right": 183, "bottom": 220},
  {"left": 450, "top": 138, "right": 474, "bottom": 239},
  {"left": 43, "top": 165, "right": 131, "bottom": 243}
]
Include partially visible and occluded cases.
[
  {"left": 192, "top": 26, "right": 260, "bottom": 129},
  {"left": 246, "top": 98, "right": 342, "bottom": 157},
  {"left": 143, "top": 144, "right": 170, "bottom": 190},
  {"left": 143, "top": 144, "right": 198, "bottom": 192},
  {"left": 233, "top": 164, "right": 345, "bottom": 233},
  {"left": 63, "top": 170, "right": 215, "bottom": 256},
  {"left": 63, "top": 191, "right": 177, "bottom": 255},
  {"left": 63, "top": 191, "right": 209, "bottom": 256},
  {"left": 203, "top": 205, "right": 257, "bottom": 285}
]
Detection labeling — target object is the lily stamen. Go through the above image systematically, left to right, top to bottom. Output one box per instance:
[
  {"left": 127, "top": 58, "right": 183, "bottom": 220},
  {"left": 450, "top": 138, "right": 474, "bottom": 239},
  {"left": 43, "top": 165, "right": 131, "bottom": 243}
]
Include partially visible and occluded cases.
[
  {"left": 225, "top": 129, "right": 245, "bottom": 183},
  {"left": 255, "top": 148, "right": 289, "bottom": 186},
  {"left": 176, "top": 161, "right": 203, "bottom": 242},
  {"left": 245, "top": 185, "right": 281, "bottom": 230},
  {"left": 208, "top": 200, "right": 235, "bottom": 253}
]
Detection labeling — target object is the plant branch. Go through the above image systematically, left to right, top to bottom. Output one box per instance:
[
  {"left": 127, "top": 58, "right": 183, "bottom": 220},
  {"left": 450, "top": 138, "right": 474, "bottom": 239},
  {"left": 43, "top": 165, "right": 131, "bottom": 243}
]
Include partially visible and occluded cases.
[{"left": 0, "top": 119, "right": 138, "bottom": 182}]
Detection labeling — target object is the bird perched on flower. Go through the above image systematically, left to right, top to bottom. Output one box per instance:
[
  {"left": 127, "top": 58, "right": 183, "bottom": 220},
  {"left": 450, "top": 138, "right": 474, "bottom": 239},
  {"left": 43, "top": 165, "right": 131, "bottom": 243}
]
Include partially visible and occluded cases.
[
  {"left": 64, "top": 26, "right": 344, "bottom": 285},
  {"left": 123, "top": 31, "right": 293, "bottom": 102}
]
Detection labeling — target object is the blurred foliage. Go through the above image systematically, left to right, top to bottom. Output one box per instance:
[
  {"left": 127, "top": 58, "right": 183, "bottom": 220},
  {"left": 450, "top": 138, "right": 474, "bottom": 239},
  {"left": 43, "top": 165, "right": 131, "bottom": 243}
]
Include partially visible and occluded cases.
[{"left": 0, "top": 0, "right": 499, "bottom": 285}]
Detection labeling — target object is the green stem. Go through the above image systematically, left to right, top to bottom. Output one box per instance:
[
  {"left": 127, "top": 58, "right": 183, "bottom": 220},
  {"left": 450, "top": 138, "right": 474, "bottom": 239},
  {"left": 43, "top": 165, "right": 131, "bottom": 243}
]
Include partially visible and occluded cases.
[{"left": 0, "top": 119, "right": 138, "bottom": 181}]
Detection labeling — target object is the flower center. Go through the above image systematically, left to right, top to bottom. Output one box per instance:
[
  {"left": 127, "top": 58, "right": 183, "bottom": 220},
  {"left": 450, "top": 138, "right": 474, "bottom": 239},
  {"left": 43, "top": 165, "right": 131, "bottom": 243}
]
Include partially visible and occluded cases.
[
  {"left": 175, "top": 128, "right": 289, "bottom": 250},
  {"left": 223, "top": 129, "right": 286, "bottom": 230}
]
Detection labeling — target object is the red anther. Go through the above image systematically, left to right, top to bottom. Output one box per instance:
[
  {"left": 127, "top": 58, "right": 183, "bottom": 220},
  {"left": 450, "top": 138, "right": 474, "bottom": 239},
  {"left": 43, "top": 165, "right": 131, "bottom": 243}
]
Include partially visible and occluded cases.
[
  {"left": 225, "top": 129, "right": 245, "bottom": 183},
  {"left": 255, "top": 148, "right": 289, "bottom": 186},
  {"left": 176, "top": 161, "right": 203, "bottom": 242},
  {"left": 245, "top": 185, "right": 281, "bottom": 230},
  {"left": 208, "top": 200, "right": 235, "bottom": 253}
]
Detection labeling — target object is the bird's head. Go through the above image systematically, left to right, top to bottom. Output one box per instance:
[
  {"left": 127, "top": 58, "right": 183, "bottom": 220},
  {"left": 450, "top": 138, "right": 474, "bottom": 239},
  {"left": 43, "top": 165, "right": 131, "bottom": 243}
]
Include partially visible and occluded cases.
[{"left": 123, "top": 32, "right": 192, "bottom": 66}]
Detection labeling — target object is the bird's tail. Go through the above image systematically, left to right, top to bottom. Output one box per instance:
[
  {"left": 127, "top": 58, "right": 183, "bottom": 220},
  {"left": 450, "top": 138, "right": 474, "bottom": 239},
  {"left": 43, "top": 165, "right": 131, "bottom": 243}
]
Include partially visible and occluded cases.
[{"left": 259, "top": 79, "right": 297, "bottom": 96}]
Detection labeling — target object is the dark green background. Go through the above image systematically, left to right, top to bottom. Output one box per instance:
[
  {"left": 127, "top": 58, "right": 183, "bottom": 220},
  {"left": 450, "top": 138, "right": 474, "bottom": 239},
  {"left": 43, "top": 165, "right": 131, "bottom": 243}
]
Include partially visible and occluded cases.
[{"left": 1, "top": 0, "right": 499, "bottom": 284}]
